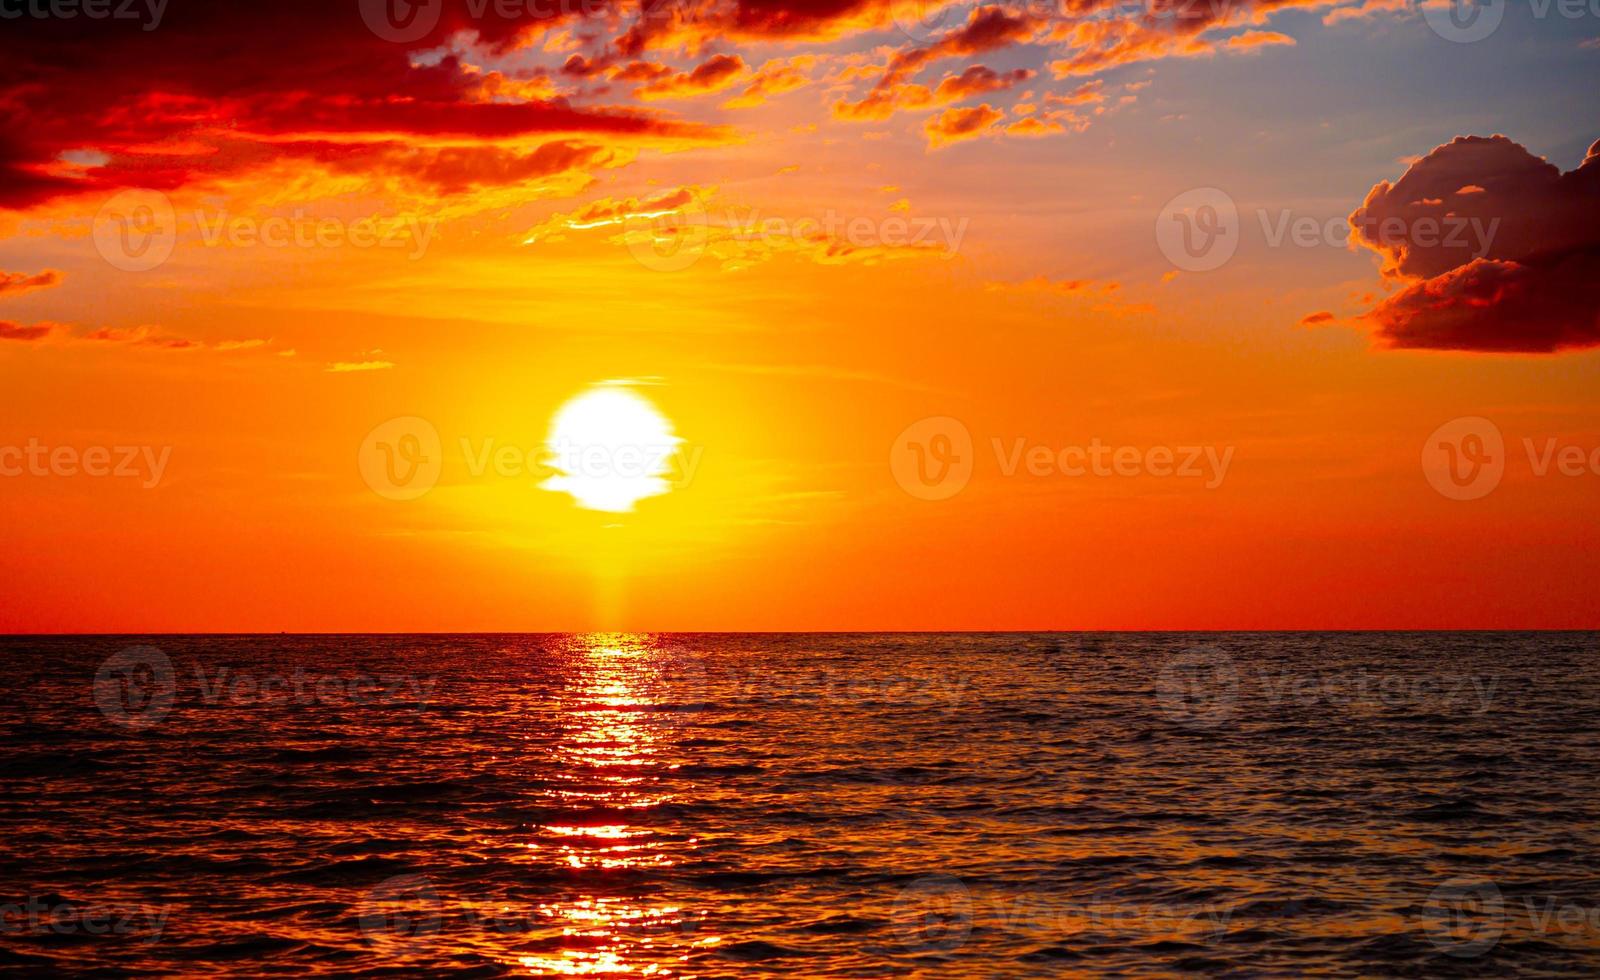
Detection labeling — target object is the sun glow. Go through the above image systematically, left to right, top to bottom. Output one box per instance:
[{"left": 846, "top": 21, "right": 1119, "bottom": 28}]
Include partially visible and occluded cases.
[{"left": 541, "top": 385, "right": 683, "bottom": 513}]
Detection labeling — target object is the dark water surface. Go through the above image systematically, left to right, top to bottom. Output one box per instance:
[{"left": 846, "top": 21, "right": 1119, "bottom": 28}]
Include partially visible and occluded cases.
[{"left": 3, "top": 633, "right": 1599, "bottom": 976}]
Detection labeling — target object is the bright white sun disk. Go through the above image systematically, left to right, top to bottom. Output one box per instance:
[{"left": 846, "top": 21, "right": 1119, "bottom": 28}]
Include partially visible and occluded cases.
[{"left": 541, "top": 386, "right": 681, "bottom": 513}]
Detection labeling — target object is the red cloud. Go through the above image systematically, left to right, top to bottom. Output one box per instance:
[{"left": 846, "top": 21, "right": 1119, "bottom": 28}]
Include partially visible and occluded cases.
[
  {"left": 0, "top": 0, "right": 1484, "bottom": 215},
  {"left": 0, "top": 3, "right": 732, "bottom": 210},
  {"left": 936, "top": 4, "right": 1043, "bottom": 55},
  {"left": 837, "top": 5, "right": 1041, "bottom": 121},
  {"left": 635, "top": 54, "right": 747, "bottom": 100},
  {"left": 723, "top": 57, "right": 815, "bottom": 109},
  {"left": 934, "top": 66, "right": 1034, "bottom": 103},
  {"left": 925, "top": 104, "right": 1004, "bottom": 149},
  {"left": 1349, "top": 135, "right": 1600, "bottom": 353},
  {"left": 0, "top": 269, "right": 62, "bottom": 296},
  {"left": 0, "top": 269, "right": 62, "bottom": 341},
  {"left": 0, "top": 321, "right": 53, "bottom": 341}
]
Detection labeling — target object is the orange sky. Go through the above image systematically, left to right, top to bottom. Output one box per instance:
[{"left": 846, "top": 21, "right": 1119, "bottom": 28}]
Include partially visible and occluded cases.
[{"left": 2, "top": 1, "right": 1597, "bottom": 630}]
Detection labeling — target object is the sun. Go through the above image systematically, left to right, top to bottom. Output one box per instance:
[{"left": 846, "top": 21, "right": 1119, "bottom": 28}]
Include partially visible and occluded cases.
[{"left": 540, "top": 384, "right": 682, "bottom": 513}]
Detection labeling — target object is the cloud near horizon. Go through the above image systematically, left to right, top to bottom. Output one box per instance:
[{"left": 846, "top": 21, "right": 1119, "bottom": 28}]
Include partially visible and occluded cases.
[{"left": 0, "top": 268, "right": 64, "bottom": 341}]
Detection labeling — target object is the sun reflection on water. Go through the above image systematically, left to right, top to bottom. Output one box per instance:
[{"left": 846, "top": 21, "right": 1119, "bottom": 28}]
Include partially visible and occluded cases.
[{"left": 507, "top": 634, "right": 713, "bottom": 977}]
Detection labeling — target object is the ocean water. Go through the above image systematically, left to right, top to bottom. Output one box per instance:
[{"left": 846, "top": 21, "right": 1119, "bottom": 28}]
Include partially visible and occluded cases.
[{"left": 2, "top": 633, "right": 1599, "bottom": 977}]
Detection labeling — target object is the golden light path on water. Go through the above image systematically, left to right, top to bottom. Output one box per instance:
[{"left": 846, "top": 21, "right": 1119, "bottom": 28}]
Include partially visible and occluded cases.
[{"left": 511, "top": 634, "right": 719, "bottom": 977}]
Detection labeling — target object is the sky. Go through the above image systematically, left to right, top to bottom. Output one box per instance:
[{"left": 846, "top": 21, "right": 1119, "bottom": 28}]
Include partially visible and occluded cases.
[{"left": 1, "top": 0, "right": 1597, "bottom": 631}]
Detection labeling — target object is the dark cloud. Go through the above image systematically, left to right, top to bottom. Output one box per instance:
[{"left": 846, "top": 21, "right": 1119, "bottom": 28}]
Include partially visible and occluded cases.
[
  {"left": 0, "top": 2, "right": 727, "bottom": 209},
  {"left": 1349, "top": 135, "right": 1600, "bottom": 353},
  {"left": 0, "top": 321, "right": 53, "bottom": 341}
]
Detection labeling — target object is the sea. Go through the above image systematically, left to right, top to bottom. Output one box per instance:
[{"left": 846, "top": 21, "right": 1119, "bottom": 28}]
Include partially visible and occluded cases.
[{"left": 2, "top": 632, "right": 1598, "bottom": 976}]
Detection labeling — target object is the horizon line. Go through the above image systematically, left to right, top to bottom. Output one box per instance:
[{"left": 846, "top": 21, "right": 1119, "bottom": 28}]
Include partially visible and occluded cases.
[{"left": 5, "top": 628, "right": 1597, "bottom": 637}]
